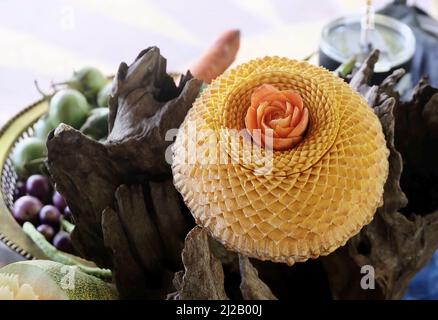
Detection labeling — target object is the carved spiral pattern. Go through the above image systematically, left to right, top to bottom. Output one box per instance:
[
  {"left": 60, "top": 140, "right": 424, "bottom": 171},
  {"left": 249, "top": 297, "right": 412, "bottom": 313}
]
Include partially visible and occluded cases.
[{"left": 172, "top": 57, "right": 389, "bottom": 265}]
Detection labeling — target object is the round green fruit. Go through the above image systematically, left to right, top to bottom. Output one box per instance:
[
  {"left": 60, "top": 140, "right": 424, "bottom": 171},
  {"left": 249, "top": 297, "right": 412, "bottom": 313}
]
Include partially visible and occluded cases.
[
  {"left": 69, "top": 67, "right": 107, "bottom": 101},
  {"left": 97, "top": 82, "right": 112, "bottom": 108},
  {"left": 49, "top": 89, "right": 90, "bottom": 129},
  {"left": 80, "top": 107, "right": 109, "bottom": 140},
  {"left": 33, "top": 115, "right": 58, "bottom": 140},
  {"left": 11, "top": 137, "right": 47, "bottom": 177}
]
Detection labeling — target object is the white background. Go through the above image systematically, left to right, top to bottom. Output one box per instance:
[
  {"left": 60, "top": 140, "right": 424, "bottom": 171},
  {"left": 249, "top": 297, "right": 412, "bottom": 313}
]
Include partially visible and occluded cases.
[{"left": 0, "top": 0, "right": 437, "bottom": 125}]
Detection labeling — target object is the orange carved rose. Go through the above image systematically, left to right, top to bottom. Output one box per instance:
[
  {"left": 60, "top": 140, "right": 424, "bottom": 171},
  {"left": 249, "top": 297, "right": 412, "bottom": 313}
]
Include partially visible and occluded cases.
[{"left": 245, "top": 84, "right": 309, "bottom": 151}]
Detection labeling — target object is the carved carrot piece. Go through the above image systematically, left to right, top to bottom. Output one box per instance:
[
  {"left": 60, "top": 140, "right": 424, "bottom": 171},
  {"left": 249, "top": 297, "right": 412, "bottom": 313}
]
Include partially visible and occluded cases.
[
  {"left": 190, "top": 29, "right": 240, "bottom": 84},
  {"left": 245, "top": 84, "right": 309, "bottom": 150}
]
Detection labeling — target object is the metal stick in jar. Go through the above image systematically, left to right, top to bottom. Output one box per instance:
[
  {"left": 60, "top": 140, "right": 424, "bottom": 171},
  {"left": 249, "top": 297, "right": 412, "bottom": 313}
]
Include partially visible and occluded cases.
[{"left": 360, "top": 0, "right": 375, "bottom": 52}]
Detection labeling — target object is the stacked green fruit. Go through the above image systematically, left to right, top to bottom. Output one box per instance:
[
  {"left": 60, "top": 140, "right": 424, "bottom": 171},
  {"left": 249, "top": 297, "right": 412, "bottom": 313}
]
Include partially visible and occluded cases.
[
  {"left": 12, "top": 67, "right": 112, "bottom": 178},
  {"left": 68, "top": 67, "right": 108, "bottom": 101},
  {"left": 97, "top": 82, "right": 112, "bottom": 108},
  {"left": 49, "top": 89, "right": 90, "bottom": 129},
  {"left": 80, "top": 107, "right": 109, "bottom": 141},
  {"left": 11, "top": 138, "right": 47, "bottom": 177}
]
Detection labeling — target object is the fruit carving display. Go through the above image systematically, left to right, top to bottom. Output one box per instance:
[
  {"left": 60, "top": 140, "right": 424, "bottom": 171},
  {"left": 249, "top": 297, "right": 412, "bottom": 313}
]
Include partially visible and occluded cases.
[{"left": 172, "top": 57, "right": 389, "bottom": 264}]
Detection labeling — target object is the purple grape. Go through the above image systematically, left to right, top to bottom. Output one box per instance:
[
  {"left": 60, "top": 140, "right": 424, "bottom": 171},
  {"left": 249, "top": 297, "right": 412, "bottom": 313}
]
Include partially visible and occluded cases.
[
  {"left": 26, "top": 175, "right": 51, "bottom": 202},
  {"left": 13, "top": 181, "right": 26, "bottom": 201},
  {"left": 52, "top": 191, "right": 67, "bottom": 212},
  {"left": 13, "top": 195, "right": 42, "bottom": 225},
  {"left": 39, "top": 205, "right": 61, "bottom": 229},
  {"left": 63, "top": 206, "right": 72, "bottom": 220},
  {"left": 37, "top": 224, "right": 55, "bottom": 242},
  {"left": 53, "top": 231, "right": 73, "bottom": 253}
]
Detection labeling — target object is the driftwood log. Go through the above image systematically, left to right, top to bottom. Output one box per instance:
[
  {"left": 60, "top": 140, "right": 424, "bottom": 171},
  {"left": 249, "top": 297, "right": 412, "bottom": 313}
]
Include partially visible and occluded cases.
[
  {"left": 48, "top": 47, "right": 201, "bottom": 298},
  {"left": 47, "top": 48, "right": 438, "bottom": 300},
  {"left": 322, "top": 51, "right": 438, "bottom": 300}
]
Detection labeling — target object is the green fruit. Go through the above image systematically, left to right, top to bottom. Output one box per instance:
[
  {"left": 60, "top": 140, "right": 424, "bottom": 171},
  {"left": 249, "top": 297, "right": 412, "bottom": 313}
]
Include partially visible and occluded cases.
[
  {"left": 69, "top": 67, "right": 107, "bottom": 101},
  {"left": 97, "top": 82, "right": 112, "bottom": 108},
  {"left": 49, "top": 89, "right": 90, "bottom": 129},
  {"left": 80, "top": 108, "right": 109, "bottom": 140},
  {"left": 34, "top": 115, "right": 58, "bottom": 140},
  {"left": 11, "top": 137, "right": 47, "bottom": 177},
  {"left": 24, "top": 157, "right": 48, "bottom": 177},
  {"left": 23, "top": 222, "right": 111, "bottom": 279},
  {"left": 0, "top": 260, "right": 118, "bottom": 300}
]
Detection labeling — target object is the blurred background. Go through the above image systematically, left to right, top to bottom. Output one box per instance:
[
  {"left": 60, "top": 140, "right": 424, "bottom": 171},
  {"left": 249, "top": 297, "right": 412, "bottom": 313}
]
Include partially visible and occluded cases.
[{"left": 0, "top": 0, "right": 437, "bottom": 126}]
